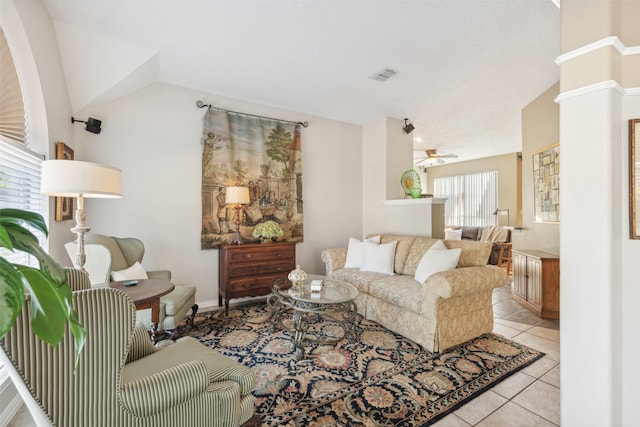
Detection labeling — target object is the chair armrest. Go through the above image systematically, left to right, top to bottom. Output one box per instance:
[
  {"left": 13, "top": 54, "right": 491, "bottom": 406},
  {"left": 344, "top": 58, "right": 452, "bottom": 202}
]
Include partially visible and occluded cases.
[
  {"left": 321, "top": 248, "right": 347, "bottom": 277},
  {"left": 423, "top": 265, "right": 507, "bottom": 299},
  {"left": 147, "top": 270, "right": 171, "bottom": 280},
  {"left": 126, "top": 322, "right": 157, "bottom": 363},
  {"left": 119, "top": 360, "right": 210, "bottom": 417}
]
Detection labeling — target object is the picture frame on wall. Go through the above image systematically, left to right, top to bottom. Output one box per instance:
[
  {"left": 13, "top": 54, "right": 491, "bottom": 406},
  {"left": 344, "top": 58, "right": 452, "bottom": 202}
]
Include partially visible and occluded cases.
[
  {"left": 629, "top": 119, "right": 640, "bottom": 239},
  {"left": 54, "top": 142, "right": 74, "bottom": 221},
  {"left": 532, "top": 143, "right": 560, "bottom": 223}
]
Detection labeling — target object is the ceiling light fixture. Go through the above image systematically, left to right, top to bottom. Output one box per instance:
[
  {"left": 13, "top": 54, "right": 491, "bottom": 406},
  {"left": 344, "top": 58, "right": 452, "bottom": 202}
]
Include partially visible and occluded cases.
[
  {"left": 71, "top": 117, "right": 102, "bottom": 134},
  {"left": 403, "top": 118, "right": 415, "bottom": 134}
]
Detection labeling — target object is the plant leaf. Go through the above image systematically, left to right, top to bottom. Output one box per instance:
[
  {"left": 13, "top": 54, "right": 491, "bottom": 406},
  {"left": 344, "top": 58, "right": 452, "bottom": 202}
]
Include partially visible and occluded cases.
[
  {"left": 0, "top": 208, "right": 49, "bottom": 237},
  {"left": 0, "top": 223, "right": 13, "bottom": 250},
  {"left": 7, "top": 224, "right": 65, "bottom": 283},
  {"left": 0, "top": 257, "right": 26, "bottom": 339},
  {"left": 18, "top": 266, "right": 69, "bottom": 346}
]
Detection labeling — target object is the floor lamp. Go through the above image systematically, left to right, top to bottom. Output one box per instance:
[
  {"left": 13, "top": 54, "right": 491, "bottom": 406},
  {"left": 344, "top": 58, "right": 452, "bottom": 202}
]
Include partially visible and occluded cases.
[
  {"left": 41, "top": 160, "right": 122, "bottom": 271},
  {"left": 225, "top": 185, "right": 250, "bottom": 244},
  {"left": 493, "top": 208, "right": 510, "bottom": 227}
]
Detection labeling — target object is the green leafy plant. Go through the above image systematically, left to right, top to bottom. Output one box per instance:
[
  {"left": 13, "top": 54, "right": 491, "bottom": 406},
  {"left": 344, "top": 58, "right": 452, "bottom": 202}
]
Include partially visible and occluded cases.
[
  {"left": 0, "top": 208, "right": 86, "bottom": 366},
  {"left": 252, "top": 220, "right": 284, "bottom": 239}
]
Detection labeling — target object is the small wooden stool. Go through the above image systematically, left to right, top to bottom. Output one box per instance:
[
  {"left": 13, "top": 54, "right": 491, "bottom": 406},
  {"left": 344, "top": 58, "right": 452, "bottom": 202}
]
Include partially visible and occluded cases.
[{"left": 496, "top": 242, "right": 512, "bottom": 275}]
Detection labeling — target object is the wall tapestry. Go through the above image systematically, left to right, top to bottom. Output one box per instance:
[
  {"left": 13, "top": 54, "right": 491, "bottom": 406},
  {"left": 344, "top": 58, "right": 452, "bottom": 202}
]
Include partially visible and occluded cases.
[
  {"left": 201, "top": 109, "right": 303, "bottom": 249},
  {"left": 533, "top": 143, "right": 559, "bottom": 223}
]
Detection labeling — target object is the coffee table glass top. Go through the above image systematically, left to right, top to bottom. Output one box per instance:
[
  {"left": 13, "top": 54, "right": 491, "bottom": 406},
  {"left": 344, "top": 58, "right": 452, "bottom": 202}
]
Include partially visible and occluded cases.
[{"left": 274, "top": 274, "right": 358, "bottom": 304}]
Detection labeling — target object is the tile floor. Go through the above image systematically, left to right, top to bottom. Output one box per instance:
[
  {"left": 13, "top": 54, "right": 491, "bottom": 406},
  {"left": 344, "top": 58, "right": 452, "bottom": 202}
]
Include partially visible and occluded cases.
[{"left": 6, "top": 281, "right": 560, "bottom": 427}]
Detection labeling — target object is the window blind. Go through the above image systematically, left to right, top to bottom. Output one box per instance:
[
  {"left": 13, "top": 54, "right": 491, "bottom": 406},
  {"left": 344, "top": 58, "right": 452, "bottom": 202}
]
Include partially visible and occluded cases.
[
  {"left": 0, "top": 28, "right": 28, "bottom": 145},
  {"left": 0, "top": 139, "right": 44, "bottom": 267},
  {"left": 434, "top": 171, "right": 498, "bottom": 226}
]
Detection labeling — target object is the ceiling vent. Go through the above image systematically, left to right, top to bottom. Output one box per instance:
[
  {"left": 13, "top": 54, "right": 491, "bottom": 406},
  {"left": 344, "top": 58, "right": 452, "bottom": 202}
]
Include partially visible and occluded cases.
[{"left": 370, "top": 67, "right": 398, "bottom": 82}]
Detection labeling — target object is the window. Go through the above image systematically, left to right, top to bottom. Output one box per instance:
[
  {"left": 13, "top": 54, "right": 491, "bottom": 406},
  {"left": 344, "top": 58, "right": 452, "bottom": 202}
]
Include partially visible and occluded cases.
[
  {"left": 0, "top": 27, "right": 44, "bottom": 268},
  {"left": 434, "top": 171, "right": 498, "bottom": 226}
]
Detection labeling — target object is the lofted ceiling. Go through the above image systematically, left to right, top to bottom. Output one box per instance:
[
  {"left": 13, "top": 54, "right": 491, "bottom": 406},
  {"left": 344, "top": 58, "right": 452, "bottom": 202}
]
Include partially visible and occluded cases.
[{"left": 41, "top": 0, "right": 560, "bottom": 164}]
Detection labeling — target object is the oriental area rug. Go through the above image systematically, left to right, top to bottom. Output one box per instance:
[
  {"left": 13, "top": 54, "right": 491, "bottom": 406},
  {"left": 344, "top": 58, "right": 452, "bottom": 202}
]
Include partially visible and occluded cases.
[{"left": 178, "top": 303, "right": 544, "bottom": 426}]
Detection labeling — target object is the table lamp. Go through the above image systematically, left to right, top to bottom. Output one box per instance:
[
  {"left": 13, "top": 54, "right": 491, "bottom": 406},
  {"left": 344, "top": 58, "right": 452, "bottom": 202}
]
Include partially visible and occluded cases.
[
  {"left": 41, "top": 160, "right": 122, "bottom": 271},
  {"left": 225, "top": 185, "right": 250, "bottom": 244},
  {"left": 493, "top": 208, "right": 510, "bottom": 226}
]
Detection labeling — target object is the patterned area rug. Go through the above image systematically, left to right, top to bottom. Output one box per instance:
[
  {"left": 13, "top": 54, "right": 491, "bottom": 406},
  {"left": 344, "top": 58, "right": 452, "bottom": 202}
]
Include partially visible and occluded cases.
[{"left": 178, "top": 303, "right": 544, "bottom": 426}]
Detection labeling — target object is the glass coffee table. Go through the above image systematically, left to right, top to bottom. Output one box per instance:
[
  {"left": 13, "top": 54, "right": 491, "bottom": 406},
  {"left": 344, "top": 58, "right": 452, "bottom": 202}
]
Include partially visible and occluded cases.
[{"left": 267, "top": 274, "right": 359, "bottom": 360}]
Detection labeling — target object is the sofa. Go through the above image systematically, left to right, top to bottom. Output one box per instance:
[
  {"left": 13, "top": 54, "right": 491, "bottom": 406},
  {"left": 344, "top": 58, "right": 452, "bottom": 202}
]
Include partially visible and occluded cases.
[
  {"left": 446, "top": 225, "right": 511, "bottom": 265},
  {"left": 321, "top": 234, "right": 508, "bottom": 352}
]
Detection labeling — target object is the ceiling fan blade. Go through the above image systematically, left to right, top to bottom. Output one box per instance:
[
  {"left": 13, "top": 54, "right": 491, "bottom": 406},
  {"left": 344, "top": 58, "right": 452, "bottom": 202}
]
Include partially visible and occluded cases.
[
  {"left": 439, "top": 154, "right": 458, "bottom": 158},
  {"left": 437, "top": 158, "right": 445, "bottom": 164}
]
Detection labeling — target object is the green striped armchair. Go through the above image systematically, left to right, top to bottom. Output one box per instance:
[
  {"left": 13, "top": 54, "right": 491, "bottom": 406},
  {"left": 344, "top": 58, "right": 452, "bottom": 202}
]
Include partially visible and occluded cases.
[{"left": 0, "top": 269, "right": 256, "bottom": 427}]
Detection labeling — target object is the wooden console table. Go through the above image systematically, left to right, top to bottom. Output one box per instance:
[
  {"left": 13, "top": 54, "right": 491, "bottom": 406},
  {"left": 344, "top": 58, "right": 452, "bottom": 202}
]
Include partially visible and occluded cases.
[
  {"left": 218, "top": 241, "right": 296, "bottom": 315},
  {"left": 512, "top": 249, "right": 560, "bottom": 319}
]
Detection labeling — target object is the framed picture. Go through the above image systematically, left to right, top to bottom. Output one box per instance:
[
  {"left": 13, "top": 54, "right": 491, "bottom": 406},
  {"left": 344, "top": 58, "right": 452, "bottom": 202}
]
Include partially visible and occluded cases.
[
  {"left": 629, "top": 119, "right": 640, "bottom": 239},
  {"left": 55, "top": 142, "right": 74, "bottom": 221},
  {"left": 533, "top": 143, "right": 559, "bottom": 223}
]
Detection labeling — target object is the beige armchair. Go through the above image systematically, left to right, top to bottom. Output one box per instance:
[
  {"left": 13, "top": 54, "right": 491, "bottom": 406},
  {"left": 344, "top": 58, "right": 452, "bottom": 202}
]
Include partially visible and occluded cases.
[
  {"left": 65, "top": 233, "right": 198, "bottom": 332},
  {"left": 0, "top": 269, "right": 256, "bottom": 427}
]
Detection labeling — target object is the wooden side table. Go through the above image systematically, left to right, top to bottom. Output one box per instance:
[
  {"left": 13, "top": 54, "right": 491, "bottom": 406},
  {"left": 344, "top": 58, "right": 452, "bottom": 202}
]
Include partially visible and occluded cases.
[{"left": 109, "top": 279, "right": 174, "bottom": 342}]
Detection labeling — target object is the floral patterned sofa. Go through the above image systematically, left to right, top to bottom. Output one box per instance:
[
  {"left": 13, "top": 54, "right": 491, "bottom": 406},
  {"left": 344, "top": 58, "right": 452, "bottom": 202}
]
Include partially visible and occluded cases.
[{"left": 321, "top": 235, "right": 508, "bottom": 352}]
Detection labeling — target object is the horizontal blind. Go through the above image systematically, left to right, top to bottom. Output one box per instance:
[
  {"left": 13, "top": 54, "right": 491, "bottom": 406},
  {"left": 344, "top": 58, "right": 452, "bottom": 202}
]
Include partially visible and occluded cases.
[
  {"left": 0, "top": 29, "right": 28, "bottom": 145},
  {"left": 0, "top": 139, "right": 44, "bottom": 267},
  {"left": 434, "top": 171, "right": 498, "bottom": 227}
]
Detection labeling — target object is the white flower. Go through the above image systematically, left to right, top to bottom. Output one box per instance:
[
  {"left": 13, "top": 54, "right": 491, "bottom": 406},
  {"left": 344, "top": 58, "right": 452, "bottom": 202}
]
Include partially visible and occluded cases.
[{"left": 252, "top": 220, "right": 284, "bottom": 239}]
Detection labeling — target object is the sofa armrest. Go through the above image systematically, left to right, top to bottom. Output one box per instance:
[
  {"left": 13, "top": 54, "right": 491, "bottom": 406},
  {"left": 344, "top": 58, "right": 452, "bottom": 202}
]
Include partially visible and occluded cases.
[
  {"left": 321, "top": 248, "right": 347, "bottom": 277},
  {"left": 423, "top": 265, "right": 507, "bottom": 299},
  {"left": 147, "top": 270, "right": 171, "bottom": 280},
  {"left": 120, "top": 360, "right": 210, "bottom": 416}
]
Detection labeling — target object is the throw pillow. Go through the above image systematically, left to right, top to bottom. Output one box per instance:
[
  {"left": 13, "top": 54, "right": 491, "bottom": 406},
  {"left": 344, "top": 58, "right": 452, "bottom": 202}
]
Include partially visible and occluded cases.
[
  {"left": 444, "top": 228, "right": 462, "bottom": 240},
  {"left": 344, "top": 235, "right": 381, "bottom": 268},
  {"left": 360, "top": 240, "right": 397, "bottom": 275},
  {"left": 414, "top": 240, "right": 461, "bottom": 284},
  {"left": 111, "top": 261, "right": 149, "bottom": 281}
]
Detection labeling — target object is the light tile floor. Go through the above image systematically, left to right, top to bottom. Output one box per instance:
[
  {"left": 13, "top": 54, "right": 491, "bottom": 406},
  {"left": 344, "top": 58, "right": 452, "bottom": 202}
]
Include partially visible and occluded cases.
[{"left": 7, "top": 282, "right": 560, "bottom": 427}]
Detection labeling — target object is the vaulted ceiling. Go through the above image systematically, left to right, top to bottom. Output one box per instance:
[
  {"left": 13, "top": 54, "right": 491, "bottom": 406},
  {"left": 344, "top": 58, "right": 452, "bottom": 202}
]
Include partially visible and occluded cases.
[{"left": 41, "top": 0, "right": 560, "bottom": 164}]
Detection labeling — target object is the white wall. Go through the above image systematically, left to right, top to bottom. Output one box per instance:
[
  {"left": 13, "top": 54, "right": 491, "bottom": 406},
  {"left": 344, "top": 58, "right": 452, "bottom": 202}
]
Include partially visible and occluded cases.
[
  {"left": 72, "top": 83, "right": 363, "bottom": 308},
  {"left": 362, "top": 117, "right": 435, "bottom": 237}
]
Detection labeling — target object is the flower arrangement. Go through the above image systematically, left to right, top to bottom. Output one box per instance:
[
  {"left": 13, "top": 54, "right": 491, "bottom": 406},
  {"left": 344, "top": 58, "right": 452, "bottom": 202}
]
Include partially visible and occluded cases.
[{"left": 252, "top": 220, "right": 284, "bottom": 240}]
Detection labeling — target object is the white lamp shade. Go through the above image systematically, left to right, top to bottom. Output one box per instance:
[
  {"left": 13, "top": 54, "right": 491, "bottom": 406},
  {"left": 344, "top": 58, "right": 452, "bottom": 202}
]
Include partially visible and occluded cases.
[
  {"left": 41, "top": 160, "right": 122, "bottom": 198},
  {"left": 225, "top": 186, "right": 250, "bottom": 204}
]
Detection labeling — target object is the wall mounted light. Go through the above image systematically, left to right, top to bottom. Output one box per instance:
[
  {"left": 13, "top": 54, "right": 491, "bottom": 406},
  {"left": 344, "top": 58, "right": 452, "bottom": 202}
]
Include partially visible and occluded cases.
[
  {"left": 71, "top": 117, "right": 102, "bottom": 134},
  {"left": 402, "top": 118, "right": 415, "bottom": 134}
]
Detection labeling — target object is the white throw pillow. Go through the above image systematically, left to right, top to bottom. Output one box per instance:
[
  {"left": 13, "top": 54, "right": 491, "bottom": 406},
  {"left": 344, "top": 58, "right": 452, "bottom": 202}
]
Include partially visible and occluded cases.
[
  {"left": 444, "top": 228, "right": 462, "bottom": 240},
  {"left": 344, "top": 235, "right": 381, "bottom": 268},
  {"left": 359, "top": 240, "right": 397, "bottom": 275},
  {"left": 414, "top": 240, "right": 462, "bottom": 284},
  {"left": 111, "top": 261, "right": 149, "bottom": 281}
]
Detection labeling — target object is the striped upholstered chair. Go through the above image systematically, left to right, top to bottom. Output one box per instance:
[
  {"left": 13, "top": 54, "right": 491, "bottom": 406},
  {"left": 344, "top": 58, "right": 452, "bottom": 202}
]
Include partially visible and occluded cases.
[{"left": 0, "top": 269, "right": 256, "bottom": 427}]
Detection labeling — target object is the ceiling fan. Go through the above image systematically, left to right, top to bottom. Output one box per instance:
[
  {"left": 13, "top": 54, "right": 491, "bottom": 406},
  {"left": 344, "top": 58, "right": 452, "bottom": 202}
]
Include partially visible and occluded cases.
[{"left": 414, "top": 149, "right": 458, "bottom": 165}]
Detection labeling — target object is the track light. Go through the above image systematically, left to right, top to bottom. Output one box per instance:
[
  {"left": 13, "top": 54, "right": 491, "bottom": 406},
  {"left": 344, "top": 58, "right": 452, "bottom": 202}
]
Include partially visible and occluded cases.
[
  {"left": 71, "top": 117, "right": 102, "bottom": 134},
  {"left": 402, "top": 118, "right": 415, "bottom": 134}
]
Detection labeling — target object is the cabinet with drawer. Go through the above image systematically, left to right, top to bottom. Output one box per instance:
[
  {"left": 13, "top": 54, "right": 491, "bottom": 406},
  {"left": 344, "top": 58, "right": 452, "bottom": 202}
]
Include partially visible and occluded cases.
[{"left": 218, "top": 241, "right": 296, "bottom": 315}]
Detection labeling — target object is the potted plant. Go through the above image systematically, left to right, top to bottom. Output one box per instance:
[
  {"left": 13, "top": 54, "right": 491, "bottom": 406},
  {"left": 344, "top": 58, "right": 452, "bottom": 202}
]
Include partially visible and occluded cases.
[
  {"left": 0, "top": 208, "right": 86, "bottom": 364},
  {"left": 252, "top": 220, "right": 284, "bottom": 242}
]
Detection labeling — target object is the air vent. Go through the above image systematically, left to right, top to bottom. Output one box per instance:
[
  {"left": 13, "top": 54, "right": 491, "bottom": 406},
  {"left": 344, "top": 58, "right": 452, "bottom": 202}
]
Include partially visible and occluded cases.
[{"left": 370, "top": 67, "right": 398, "bottom": 82}]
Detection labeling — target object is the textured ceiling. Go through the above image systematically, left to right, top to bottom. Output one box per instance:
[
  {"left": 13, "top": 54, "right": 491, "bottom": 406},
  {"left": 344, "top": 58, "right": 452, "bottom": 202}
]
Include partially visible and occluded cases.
[{"left": 41, "top": 0, "right": 560, "bottom": 164}]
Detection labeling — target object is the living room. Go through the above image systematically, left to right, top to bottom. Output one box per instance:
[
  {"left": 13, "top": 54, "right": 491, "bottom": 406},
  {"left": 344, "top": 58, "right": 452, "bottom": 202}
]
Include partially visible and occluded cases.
[{"left": 1, "top": 1, "right": 640, "bottom": 426}]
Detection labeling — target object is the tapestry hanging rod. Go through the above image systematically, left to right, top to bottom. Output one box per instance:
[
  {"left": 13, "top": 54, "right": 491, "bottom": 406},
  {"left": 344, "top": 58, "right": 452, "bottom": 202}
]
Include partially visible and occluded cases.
[{"left": 196, "top": 100, "right": 309, "bottom": 128}]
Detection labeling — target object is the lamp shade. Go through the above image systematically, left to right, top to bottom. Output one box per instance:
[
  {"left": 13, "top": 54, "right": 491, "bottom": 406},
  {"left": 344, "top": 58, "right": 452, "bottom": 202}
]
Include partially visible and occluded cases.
[
  {"left": 41, "top": 160, "right": 122, "bottom": 198},
  {"left": 225, "top": 186, "right": 250, "bottom": 204}
]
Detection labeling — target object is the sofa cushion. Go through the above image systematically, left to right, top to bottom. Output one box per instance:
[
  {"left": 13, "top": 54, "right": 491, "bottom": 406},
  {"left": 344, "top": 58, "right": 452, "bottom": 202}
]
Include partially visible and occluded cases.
[
  {"left": 460, "top": 226, "right": 480, "bottom": 241},
  {"left": 444, "top": 228, "right": 462, "bottom": 240},
  {"left": 371, "top": 234, "right": 416, "bottom": 274},
  {"left": 344, "top": 235, "right": 381, "bottom": 268},
  {"left": 402, "top": 238, "right": 439, "bottom": 275},
  {"left": 360, "top": 240, "right": 397, "bottom": 275},
  {"left": 414, "top": 240, "right": 461, "bottom": 284},
  {"left": 443, "top": 240, "right": 492, "bottom": 267},
  {"left": 333, "top": 269, "right": 390, "bottom": 295},
  {"left": 367, "top": 275, "right": 424, "bottom": 315}
]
